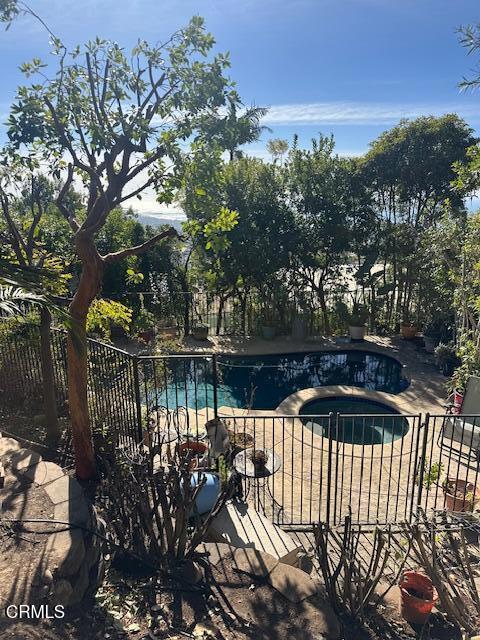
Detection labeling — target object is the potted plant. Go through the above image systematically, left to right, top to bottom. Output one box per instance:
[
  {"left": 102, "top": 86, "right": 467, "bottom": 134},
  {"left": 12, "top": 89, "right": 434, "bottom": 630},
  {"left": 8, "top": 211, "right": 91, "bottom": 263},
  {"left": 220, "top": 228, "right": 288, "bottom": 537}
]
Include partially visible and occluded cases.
[
  {"left": 336, "top": 301, "right": 369, "bottom": 340},
  {"left": 348, "top": 304, "right": 369, "bottom": 340},
  {"left": 134, "top": 308, "right": 156, "bottom": 343},
  {"left": 260, "top": 309, "right": 277, "bottom": 340},
  {"left": 158, "top": 315, "right": 178, "bottom": 339},
  {"left": 400, "top": 319, "right": 418, "bottom": 340},
  {"left": 423, "top": 321, "right": 441, "bottom": 353},
  {"left": 192, "top": 322, "right": 209, "bottom": 341},
  {"left": 434, "top": 342, "right": 460, "bottom": 377},
  {"left": 227, "top": 428, "right": 254, "bottom": 457},
  {"left": 178, "top": 440, "right": 209, "bottom": 471},
  {"left": 249, "top": 449, "right": 269, "bottom": 474},
  {"left": 443, "top": 478, "right": 480, "bottom": 512},
  {"left": 399, "top": 571, "right": 438, "bottom": 624}
]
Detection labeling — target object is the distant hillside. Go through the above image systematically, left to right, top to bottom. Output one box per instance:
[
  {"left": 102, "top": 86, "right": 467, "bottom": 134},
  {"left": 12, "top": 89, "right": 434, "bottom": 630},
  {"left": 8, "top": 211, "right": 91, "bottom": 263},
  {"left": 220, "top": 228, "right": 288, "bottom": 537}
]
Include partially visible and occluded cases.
[{"left": 136, "top": 213, "right": 185, "bottom": 233}]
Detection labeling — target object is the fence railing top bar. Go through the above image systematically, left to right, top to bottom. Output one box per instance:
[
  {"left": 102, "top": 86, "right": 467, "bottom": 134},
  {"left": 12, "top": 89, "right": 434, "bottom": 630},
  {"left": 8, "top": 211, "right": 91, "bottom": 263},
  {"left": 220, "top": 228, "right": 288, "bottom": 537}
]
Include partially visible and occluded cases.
[
  {"left": 136, "top": 352, "right": 215, "bottom": 361},
  {"left": 335, "top": 413, "right": 420, "bottom": 418},
  {"left": 428, "top": 413, "right": 480, "bottom": 418}
]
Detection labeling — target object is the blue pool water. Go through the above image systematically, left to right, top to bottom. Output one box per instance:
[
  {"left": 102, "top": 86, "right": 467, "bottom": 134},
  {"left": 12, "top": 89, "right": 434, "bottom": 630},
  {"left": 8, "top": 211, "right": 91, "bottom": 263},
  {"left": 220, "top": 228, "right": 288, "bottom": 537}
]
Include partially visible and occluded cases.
[
  {"left": 154, "top": 350, "right": 408, "bottom": 411},
  {"left": 300, "top": 396, "right": 409, "bottom": 445}
]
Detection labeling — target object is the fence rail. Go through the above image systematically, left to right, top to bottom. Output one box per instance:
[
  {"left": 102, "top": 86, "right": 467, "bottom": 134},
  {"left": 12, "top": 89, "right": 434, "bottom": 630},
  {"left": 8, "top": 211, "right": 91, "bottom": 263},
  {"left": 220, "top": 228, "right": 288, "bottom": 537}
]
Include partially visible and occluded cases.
[{"left": 1, "top": 327, "right": 479, "bottom": 528}]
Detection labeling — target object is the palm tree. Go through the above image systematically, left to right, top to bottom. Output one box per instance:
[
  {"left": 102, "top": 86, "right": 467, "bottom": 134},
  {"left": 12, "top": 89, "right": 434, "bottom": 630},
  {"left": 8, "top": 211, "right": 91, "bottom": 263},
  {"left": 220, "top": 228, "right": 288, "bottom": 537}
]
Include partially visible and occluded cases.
[{"left": 203, "top": 97, "right": 271, "bottom": 161}]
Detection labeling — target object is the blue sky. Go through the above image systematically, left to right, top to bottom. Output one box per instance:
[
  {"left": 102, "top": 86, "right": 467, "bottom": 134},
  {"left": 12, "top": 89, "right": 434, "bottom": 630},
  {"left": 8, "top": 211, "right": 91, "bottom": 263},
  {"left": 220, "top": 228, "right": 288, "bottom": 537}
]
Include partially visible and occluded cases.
[{"left": 0, "top": 0, "right": 479, "bottom": 214}]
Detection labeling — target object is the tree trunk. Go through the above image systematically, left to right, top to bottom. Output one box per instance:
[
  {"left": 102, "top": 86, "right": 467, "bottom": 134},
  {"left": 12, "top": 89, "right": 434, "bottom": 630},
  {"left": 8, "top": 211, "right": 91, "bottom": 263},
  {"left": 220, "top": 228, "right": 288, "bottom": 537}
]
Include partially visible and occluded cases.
[
  {"left": 67, "top": 234, "right": 104, "bottom": 480},
  {"left": 317, "top": 281, "right": 330, "bottom": 335},
  {"left": 216, "top": 296, "right": 225, "bottom": 336},
  {"left": 39, "top": 307, "right": 60, "bottom": 444}
]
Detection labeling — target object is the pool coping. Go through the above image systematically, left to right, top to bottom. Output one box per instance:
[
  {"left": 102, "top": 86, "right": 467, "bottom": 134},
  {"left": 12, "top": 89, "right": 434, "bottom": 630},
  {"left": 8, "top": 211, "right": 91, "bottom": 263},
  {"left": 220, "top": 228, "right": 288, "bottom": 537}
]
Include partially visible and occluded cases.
[{"left": 275, "top": 385, "right": 425, "bottom": 460}]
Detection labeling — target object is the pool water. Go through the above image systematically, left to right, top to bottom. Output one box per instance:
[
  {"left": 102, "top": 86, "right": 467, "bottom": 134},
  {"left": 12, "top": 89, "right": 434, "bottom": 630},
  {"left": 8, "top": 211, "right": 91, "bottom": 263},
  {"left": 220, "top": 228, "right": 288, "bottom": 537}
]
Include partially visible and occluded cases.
[
  {"left": 156, "top": 350, "right": 408, "bottom": 411},
  {"left": 300, "top": 396, "right": 409, "bottom": 445}
]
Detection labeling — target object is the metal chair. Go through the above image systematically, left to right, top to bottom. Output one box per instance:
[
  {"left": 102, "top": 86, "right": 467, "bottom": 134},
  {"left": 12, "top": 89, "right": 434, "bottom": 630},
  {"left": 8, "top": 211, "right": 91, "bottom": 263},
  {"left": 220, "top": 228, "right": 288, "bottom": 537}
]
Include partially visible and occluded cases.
[{"left": 438, "top": 376, "right": 480, "bottom": 459}]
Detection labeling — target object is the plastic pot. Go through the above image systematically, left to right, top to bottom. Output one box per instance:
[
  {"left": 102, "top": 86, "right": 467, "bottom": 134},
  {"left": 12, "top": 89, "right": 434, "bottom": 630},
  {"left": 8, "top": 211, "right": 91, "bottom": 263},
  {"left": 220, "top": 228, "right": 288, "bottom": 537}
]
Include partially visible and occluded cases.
[
  {"left": 349, "top": 325, "right": 366, "bottom": 340},
  {"left": 190, "top": 471, "right": 221, "bottom": 515},
  {"left": 444, "top": 478, "right": 480, "bottom": 512},
  {"left": 400, "top": 571, "right": 438, "bottom": 625}
]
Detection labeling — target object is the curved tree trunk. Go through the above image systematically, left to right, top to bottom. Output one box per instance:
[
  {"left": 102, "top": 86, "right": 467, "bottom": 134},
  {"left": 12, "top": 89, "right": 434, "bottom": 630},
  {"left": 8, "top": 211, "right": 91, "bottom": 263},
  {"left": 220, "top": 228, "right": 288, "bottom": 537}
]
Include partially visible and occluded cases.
[
  {"left": 67, "top": 234, "right": 104, "bottom": 480},
  {"left": 39, "top": 307, "right": 60, "bottom": 444}
]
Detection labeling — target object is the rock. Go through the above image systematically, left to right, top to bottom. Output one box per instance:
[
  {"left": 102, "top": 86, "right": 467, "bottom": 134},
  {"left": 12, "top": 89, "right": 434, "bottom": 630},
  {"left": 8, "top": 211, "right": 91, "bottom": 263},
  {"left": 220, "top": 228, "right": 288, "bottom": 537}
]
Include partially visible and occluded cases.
[
  {"left": 0, "top": 436, "right": 21, "bottom": 458},
  {"left": 10, "top": 448, "right": 42, "bottom": 471},
  {"left": 24, "top": 461, "right": 64, "bottom": 486},
  {"left": 43, "top": 475, "right": 84, "bottom": 505},
  {"left": 54, "top": 497, "right": 91, "bottom": 527},
  {"left": 45, "top": 528, "right": 86, "bottom": 577},
  {"left": 196, "top": 541, "right": 236, "bottom": 566},
  {"left": 231, "top": 547, "right": 279, "bottom": 578},
  {"left": 297, "top": 551, "right": 314, "bottom": 575},
  {"left": 172, "top": 560, "right": 204, "bottom": 585},
  {"left": 69, "top": 563, "right": 90, "bottom": 606},
  {"left": 267, "top": 563, "right": 318, "bottom": 603},
  {"left": 42, "top": 569, "right": 54, "bottom": 585},
  {"left": 52, "top": 579, "right": 73, "bottom": 607}
]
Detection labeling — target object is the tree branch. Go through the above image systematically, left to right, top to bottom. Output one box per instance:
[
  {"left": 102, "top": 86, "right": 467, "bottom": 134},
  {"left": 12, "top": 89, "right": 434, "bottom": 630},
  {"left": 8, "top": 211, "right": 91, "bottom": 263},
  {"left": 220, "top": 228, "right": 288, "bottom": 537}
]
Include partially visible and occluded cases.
[
  {"left": 56, "top": 165, "right": 80, "bottom": 232},
  {"left": 102, "top": 226, "right": 178, "bottom": 263}
]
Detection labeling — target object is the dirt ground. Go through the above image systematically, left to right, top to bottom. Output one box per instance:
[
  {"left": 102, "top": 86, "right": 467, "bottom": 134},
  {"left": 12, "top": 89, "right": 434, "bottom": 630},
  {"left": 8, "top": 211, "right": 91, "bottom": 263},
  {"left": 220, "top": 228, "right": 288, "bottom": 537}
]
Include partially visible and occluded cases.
[{"left": 0, "top": 552, "right": 468, "bottom": 640}]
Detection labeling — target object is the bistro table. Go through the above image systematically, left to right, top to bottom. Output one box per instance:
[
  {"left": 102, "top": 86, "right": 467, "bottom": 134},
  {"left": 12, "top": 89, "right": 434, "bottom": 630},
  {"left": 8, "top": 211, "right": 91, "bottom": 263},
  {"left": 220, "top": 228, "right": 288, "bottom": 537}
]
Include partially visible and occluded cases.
[{"left": 232, "top": 448, "right": 283, "bottom": 519}]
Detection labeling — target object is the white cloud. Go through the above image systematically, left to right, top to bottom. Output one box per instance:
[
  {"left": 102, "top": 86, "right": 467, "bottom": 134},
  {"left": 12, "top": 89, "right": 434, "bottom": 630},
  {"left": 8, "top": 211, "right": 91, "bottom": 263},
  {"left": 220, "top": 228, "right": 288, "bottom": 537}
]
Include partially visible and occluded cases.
[{"left": 261, "top": 101, "right": 480, "bottom": 126}]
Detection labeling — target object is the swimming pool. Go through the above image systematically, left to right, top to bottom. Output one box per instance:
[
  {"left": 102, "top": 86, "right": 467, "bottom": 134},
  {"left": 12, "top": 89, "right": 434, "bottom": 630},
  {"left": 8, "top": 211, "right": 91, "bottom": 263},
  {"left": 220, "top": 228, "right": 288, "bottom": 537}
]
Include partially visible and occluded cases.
[
  {"left": 154, "top": 349, "right": 408, "bottom": 411},
  {"left": 300, "top": 396, "right": 409, "bottom": 445}
]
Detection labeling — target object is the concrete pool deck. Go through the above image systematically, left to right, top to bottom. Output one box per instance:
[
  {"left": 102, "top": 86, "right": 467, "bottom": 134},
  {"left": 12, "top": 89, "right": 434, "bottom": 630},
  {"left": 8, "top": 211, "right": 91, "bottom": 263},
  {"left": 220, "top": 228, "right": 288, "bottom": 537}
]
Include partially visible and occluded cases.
[{"left": 174, "top": 334, "right": 469, "bottom": 524}]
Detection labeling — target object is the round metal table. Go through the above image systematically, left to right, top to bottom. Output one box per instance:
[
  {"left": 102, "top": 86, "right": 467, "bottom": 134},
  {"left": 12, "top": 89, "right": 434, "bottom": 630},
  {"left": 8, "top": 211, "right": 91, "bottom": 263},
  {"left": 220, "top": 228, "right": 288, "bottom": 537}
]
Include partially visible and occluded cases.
[{"left": 232, "top": 448, "right": 283, "bottom": 518}]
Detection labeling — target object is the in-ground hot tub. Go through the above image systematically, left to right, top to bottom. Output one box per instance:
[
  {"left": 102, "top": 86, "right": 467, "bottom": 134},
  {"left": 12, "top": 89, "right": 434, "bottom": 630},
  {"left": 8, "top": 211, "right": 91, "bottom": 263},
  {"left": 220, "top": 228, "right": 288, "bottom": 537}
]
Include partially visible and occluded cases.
[{"left": 300, "top": 396, "right": 409, "bottom": 445}]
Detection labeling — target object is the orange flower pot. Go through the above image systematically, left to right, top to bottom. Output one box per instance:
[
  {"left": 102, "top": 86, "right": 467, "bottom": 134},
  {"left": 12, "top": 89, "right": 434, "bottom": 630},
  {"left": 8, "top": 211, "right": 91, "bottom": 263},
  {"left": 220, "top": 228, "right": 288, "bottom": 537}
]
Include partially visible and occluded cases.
[{"left": 400, "top": 571, "right": 438, "bottom": 625}]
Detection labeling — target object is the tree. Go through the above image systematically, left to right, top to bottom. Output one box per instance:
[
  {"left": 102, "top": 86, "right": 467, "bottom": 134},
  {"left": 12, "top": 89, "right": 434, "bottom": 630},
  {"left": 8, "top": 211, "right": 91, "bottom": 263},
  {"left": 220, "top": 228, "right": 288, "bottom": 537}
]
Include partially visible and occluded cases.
[
  {"left": 8, "top": 18, "right": 234, "bottom": 479},
  {"left": 201, "top": 95, "right": 271, "bottom": 161},
  {"left": 363, "top": 115, "right": 475, "bottom": 324},
  {"left": 286, "top": 135, "right": 352, "bottom": 333},
  {"left": 267, "top": 138, "right": 289, "bottom": 163},
  {"left": 0, "top": 164, "right": 74, "bottom": 441}
]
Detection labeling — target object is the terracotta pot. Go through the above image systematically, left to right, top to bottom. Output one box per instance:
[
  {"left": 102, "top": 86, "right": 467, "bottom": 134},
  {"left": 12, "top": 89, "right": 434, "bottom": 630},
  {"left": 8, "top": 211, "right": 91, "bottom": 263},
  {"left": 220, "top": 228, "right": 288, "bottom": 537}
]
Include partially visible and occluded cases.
[
  {"left": 400, "top": 323, "right": 417, "bottom": 340},
  {"left": 349, "top": 325, "right": 366, "bottom": 340},
  {"left": 159, "top": 326, "right": 177, "bottom": 339},
  {"left": 453, "top": 390, "right": 464, "bottom": 415},
  {"left": 179, "top": 440, "right": 209, "bottom": 470},
  {"left": 444, "top": 478, "right": 480, "bottom": 512},
  {"left": 400, "top": 571, "right": 438, "bottom": 625}
]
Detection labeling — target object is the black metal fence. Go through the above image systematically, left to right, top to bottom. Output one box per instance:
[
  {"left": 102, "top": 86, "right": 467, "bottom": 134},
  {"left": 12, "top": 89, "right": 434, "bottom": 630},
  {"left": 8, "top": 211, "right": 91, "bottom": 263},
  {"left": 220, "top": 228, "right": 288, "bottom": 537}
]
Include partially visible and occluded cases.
[
  {"left": 154, "top": 290, "right": 329, "bottom": 337},
  {"left": 1, "top": 326, "right": 480, "bottom": 528}
]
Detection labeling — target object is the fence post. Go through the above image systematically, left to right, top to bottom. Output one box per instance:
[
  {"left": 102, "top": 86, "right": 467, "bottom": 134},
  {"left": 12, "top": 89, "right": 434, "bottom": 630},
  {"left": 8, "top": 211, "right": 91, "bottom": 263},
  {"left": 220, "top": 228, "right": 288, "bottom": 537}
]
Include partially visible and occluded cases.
[
  {"left": 212, "top": 353, "right": 219, "bottom": 419},
  {"left": 132, "top": 356, "right": 144, "bottom": 443},
  {"left": 326, "top": 412, "right": 334, "bottom": 525},
  {"left": 414, "top": 412, "right": 430, "bottom": 519}
]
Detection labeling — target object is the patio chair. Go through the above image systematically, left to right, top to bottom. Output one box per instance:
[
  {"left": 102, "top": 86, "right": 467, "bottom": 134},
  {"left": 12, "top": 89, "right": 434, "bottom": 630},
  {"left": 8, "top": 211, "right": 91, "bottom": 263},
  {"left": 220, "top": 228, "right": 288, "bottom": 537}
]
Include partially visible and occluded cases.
[{"left": 438, "top": 376, "right": 480, "bottom": 458}]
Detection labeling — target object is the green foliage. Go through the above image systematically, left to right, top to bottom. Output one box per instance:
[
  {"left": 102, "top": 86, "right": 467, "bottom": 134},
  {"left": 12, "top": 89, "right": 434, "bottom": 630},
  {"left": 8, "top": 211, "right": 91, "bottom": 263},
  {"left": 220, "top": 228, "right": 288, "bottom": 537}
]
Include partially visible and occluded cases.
[{"left": 86, "top": 298, "right": 132, "bottom": 341}]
